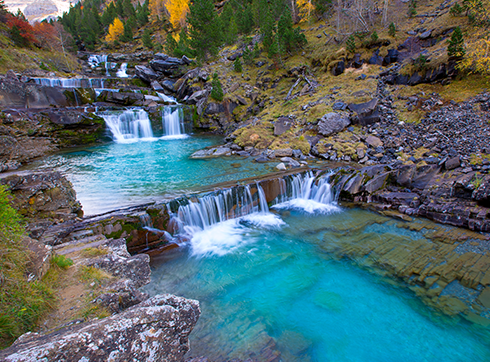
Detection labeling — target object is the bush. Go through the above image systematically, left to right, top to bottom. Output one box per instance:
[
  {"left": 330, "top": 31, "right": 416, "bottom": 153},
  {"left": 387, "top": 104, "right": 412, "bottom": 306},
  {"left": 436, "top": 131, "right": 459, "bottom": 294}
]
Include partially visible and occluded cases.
[
  {"left": 408, "top": 0, "right": 417, "bottom": 17},
  {"left": 450, "top": 2, "right": 464, "bottom": 15},
  {"left": 388, "top": 22, "right": 396, "bottom": 37},
  {"left": 371, "top": 31, "right": 379, "bottom": 43},
  {"left": 346, "top": 35, "right": 356, "bottom": 53},
  {"left": 413, "top": 53, "right": 427, "bottom": 71},
  {"left": 233, "top": 58, "right": 243, "bottom": 72},
  {"left": 210, "top": 72, "right": 224, "bottom": 101},
  {"left": 51, "top": 254, "right": 74, "bottom": 270}
]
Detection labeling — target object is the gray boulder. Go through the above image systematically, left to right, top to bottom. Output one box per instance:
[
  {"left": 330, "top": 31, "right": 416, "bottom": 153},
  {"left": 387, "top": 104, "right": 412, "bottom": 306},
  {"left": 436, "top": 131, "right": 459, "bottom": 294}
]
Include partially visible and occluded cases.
[
  {"left": 134, "top": 65, "right": 159, "bottom": 83},
  {"left": 318, "top": 113, "right": 350, "bottom": 136},
  {"left": 274, "top": 117, "right": 293, "bottom": 136},
  {"left": 0, "top": 294, "right": 200, "bottom": 362}
]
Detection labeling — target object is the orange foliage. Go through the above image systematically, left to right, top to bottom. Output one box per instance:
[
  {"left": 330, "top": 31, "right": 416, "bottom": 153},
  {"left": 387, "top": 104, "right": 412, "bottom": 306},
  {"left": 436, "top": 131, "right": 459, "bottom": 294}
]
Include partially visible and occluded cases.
[
  {"left": 149, "top": 0, "right": 167, "bottom": 21},
  {"left": 165, "top": 0, "right": 189, "bottom": 29},
  {"left": 6, "top": 13, "right": 37, "bottom": 45},
  {"left": 105, "top": 17, "right": 124, "bottom": 42},
  {"left": 32, "top": 22, "right": 57, "bottom": 49}
]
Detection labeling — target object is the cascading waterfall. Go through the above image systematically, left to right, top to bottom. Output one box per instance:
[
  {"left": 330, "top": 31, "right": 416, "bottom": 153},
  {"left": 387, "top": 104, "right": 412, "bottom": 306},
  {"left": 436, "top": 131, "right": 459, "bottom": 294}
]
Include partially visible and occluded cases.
[
  {"left": 116, "top": 63, "right": 128, "bottom": 78},
  {"left": 32, "top": 78, "right": 105, "bottom": 88},
  {"left": 157, "top": 92, "right": 177, "bottom": 103},
  {"left": 162, "top": 106, "right": 187, "bottom": 138},
  {"left": 99, "top": 109, "right": 154, "bottom": 143},
  {"left": 272, "top": 171, "right": 339, "bottom": 214},
  {"left": 170, "top": 172, "right": 337, "bottom": 237}
]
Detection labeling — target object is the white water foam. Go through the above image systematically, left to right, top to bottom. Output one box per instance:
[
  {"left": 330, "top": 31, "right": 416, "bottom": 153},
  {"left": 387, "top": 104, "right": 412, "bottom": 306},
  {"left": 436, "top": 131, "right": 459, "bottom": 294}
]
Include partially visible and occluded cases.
[
  {"left": 116, "top": 63, "right": 129, "bottom": 78},
  {"left": 99, "top": 109, "right": 156, "bottom": 143},
  {"left": 272, "top": 172, "right": 340, "bottom": 214},
  {"left": 187, "top": 212, "right": 284, "bottom": 257}
]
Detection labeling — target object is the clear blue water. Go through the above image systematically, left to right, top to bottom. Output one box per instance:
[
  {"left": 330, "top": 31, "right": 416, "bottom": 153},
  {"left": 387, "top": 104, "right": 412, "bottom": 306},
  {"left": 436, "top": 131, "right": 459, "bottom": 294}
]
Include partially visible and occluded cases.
[
  {"left": 28, "top": 136, "right": 276, "bottom": 215},
  {"left": 145, "top": 208, "right": 490, "bottom": 362}
]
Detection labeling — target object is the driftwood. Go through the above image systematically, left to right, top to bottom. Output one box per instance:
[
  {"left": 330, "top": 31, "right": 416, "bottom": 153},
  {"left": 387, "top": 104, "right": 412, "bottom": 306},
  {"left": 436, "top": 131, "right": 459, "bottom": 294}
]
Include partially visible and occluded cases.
[{"left": 285, "top": 78, "right": 302, "bottom": 101}]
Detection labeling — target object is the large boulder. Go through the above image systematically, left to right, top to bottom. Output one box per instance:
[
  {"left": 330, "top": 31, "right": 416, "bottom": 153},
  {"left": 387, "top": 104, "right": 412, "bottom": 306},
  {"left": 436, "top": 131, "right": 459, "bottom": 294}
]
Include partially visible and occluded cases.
[
  {"left": 134, "top": 65, "right": 159, "bottom": 83},
  {"left": 98, "top": 90, "right": 145, "bottom": 106},
  {"left": 348, "top": 98, "right": 380, "bottom": 125},
  {"left": 318, "top": 112, "right": 350, "bottom": 136},
  {"left": 274, "top": 117, "right": 293, "bottom": 136},
  {"left": 0, "top": 294, "right": 200, "bottom": 362}
]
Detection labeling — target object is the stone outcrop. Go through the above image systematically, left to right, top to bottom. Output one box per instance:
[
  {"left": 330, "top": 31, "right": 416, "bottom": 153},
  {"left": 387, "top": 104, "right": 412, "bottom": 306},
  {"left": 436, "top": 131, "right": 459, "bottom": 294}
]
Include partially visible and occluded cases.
[
  {"left": 0, "top": 171, "right": 82, "bottom": 239},
  {"left": 0, "top": 294, "right": 200, "bottom": 362}
]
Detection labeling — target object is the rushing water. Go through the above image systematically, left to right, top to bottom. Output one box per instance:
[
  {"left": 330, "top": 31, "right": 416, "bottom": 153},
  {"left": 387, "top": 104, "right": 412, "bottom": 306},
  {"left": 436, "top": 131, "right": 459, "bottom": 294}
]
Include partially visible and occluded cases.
[
  {"left": 27, "top": 135, "right": 276, "bottom": 215},
  {"left": 146, "top": 205, "right": 490, "bottom": 362}
]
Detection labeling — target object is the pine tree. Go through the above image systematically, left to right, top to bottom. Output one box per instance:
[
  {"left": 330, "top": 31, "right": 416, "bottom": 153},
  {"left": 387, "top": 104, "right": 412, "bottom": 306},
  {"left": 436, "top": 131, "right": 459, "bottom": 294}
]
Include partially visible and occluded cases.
[
  {"left": 137, "top": 0, "right": 149, "bottom": 26},
  {"left": 187, "top": 0, "right": 221, "bottom": 59},
  {"left": 237, "top": 4, "right": 254, "bottom": 34},
  {"left": 388, "top": 22, "right": 396, "bottom": 37},
  {"left": 447, "top": 26, "right": 465, "bottom": 58},
  {"left": 142, "top": 28, "right": 153, "bottom": 48},
  {"left": 371, "top": 31, "right": 378, "bottom": 43},
  {"left": 165, "top": 32, "right": 178, "bottom": 55},
  {"left": 346, "top": 35, "right": 356, "bottom": 53},
  {"left": 234, "top": 58, "right": 243, "bottom": 72},
  {"left": 210, "top": 72, "right": 224, "bottom": 101}
]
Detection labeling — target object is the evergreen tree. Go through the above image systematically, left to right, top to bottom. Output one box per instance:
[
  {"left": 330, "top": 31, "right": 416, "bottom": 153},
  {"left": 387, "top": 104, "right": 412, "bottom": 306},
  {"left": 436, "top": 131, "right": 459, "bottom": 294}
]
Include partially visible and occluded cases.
[
  {"left": 122, "top": 0, "right": 136, "bottom": 18},
  {"left": 137, "top": 0, "right": 149, "bottom": 26},
  {"left": 187, "top": 0, "right": 221, "bottom": 59},
  {"left": 237, "top": 4, "right": 254, "bottom": 34},
  {"left": 261, "top": 12, "right": 275, "bottom": 52},
  {"left": 388, "top": 22, "right": 396, "bottom": 37},
  {"left": 447, "top": 26, "right": 465, "bottom": 58},
  {"left": 142, "top": 28, "right": 153, "bottom": 48},
  {"left": 371, "top": 30, "right": 378, "bottom": 43},
  {"left": 165, "top": 32, "right": 178, "bottom": 55},
  {"left": 346, "top": 35, "right": 356, "bottom": 53},
  {"left": 234, "top": 58, "right": 243, "bottom": 72},
  {"left": 210, "top": 72, "right": 224, "bottom": 101}
]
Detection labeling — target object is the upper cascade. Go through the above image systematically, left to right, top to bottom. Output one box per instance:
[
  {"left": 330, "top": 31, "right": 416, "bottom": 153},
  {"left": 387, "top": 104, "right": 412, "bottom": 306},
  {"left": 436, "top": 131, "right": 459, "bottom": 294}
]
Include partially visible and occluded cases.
[{"left": 32, "top": 78, "right": 106, "bottom": 88}]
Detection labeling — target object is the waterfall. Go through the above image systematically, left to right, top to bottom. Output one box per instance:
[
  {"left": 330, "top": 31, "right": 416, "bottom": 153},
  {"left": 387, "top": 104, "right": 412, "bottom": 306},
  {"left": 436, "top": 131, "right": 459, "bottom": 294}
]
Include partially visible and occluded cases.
[
  {"left": 88, "top": 54, "right": 107, "bottom": 68},
  {"left": 116, "top": 63, "right": 128, "bottom": 78},
  {"left": 32, "top": 78, "right": 105, "bottom": 88},
  {"left": 157, "top": 92, "right": 177, "bottom": 104},
  {"left": 162, "top": 106, "right": 186, "bottom": 138},
  {"left": 99, "top": 109, "right": 154, "bottom": 143},
  {"left": 271, "top": 172, "right": 339, "bottom": 214}
]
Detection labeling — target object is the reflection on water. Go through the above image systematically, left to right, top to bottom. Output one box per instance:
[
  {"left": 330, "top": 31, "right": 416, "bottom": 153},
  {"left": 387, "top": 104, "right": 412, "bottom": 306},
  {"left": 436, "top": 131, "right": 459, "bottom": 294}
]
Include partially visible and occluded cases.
[
  {"left": 27, "top": 136, "right": 274, "bottom": 215},
  {"left": 146, "top": 208, "right": 490, "bottom": 362}
]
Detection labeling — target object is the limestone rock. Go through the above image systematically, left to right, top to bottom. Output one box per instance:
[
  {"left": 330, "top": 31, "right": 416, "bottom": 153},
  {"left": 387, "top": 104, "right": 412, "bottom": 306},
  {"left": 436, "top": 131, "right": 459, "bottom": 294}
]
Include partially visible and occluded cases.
[
  {"left": 134, "top": 65, "right": 159, "bottom": 83},
  {"left": 318, "top": 113, "right": 350, "bottom": 136},
  {"left": 274, "top": 117, "right": 292, "bottom": 136},
  {"left": 365, "top": 135, "right": 383, "bottom": 148},
  {"left": 276, "top": 162, "right": 287, "bottom": 171},
  {"left": 0, "top": 294, "right": 200, "bottom": 362}
]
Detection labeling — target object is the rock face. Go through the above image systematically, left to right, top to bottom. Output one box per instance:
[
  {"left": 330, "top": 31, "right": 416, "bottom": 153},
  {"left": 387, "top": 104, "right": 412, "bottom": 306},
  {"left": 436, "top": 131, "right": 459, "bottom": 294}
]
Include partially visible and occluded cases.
[
  {"left": 0, "top": 171, "right": 82, "bottom": 239},
  {"left": 0, "top": 294, "right": 200, "bottom": 362}
]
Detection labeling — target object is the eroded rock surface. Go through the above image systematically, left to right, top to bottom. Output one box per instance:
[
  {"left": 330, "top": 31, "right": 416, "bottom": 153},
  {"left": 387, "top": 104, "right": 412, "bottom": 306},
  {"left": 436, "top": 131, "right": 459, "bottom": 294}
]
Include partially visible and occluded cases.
[{"left": 0, "top": 294, "right": 200, "bottom": 362}]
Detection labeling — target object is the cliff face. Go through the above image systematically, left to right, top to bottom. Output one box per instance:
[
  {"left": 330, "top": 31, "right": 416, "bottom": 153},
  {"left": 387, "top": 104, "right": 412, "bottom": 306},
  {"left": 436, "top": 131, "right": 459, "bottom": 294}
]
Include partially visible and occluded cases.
[{"left": 4, "top": 0, "right": 80, "bottom": 22}]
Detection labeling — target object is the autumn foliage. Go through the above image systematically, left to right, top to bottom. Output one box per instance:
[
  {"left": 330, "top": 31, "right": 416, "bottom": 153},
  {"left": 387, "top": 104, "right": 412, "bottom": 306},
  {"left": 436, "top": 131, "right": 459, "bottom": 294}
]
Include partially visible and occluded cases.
[
  {"left": 165, "top": 0, "right": 189, "bottom": 29},
  {"left": 6, "top": 13, "right": 37, "bottom": 46},
  {"left": 105, "top": 17, "right": 124, "bottom": 42},
  {"left": 32, "top": 22, "right": 57, "bottom": 49}
]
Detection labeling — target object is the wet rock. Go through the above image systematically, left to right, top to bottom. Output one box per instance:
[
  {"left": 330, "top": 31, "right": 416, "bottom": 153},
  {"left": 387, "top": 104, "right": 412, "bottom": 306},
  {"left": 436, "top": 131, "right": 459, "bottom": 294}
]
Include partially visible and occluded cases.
[
  {"left": 151, "top": 80, "right": 164, "bottom": 91},
  {"left": 99, "top": 90, "right": 144, "bottom": 106},
  {"left": 187, "top": 90, "right": 208, "bottom": 105},
  {"left": 332, "top": 101, "right": 347, "bottom": 111},
  {"left": 318, "top": 113, "right": 350, "bottom": 136},
  {"left": 274, "top": 117, "right": 293, "bottom": 136},
  {"left": 274, "top": 148, "right": 293, "bottom": 157},
  {"left": 255, "top": 155, "right": 270, "bottom": 163},
  {"left": 280, "top": 157, "right": 301, "bottom": 168},
  {"left": 276, "top": 162, "right": 287, "bottom": 171},
  {"left": 363, "top": 172, "right": 390, "bottom": 193},
  {"left": 343, "top": 175, "right": 365, "bottom": 195},
  {"left": 0, "top": 294, "right": 200, "bottom": 362}
]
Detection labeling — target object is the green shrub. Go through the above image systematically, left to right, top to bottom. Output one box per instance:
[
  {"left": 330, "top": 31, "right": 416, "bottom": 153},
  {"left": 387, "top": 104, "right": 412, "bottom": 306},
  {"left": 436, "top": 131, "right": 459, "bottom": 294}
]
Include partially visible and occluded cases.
[
  {"left": 450, "top": 2, "right": 464, "bottom": 15},
  {"left": 388, "top": 22, "right": 397, "bottom": 37},
  {"left": 371, "top": 31, "right": 379, "bottom": 43},
  {"left": 346, "top": 35, "right": 356, "bottom": 53},
  {"left": 0, "top": 185, "right": 55, "bottom": 349},
  {"left": 51, "top": 255, "right": 74, "bottom": 270}
]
